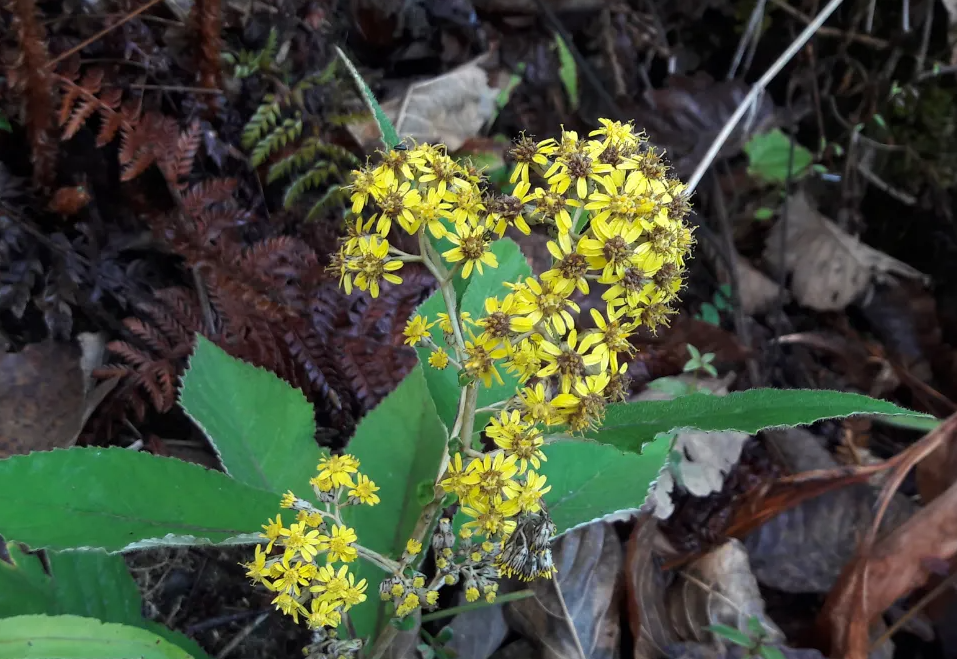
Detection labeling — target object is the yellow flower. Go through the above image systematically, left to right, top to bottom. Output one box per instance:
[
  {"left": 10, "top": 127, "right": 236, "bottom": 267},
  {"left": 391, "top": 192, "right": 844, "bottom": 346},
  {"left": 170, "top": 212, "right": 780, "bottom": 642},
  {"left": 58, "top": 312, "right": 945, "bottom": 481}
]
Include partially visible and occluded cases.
[
  {"left": 589, "top": 118, "right": 640, "bottom": 149},
  {"left": 509, "top": 134, "right": 557, "bottom": 184},
  {"left": 417, "top": 150, "right": 466, "bottom": 197},
  {"left": 348, "top": 167, "right": 381, "bottom": 215},
  {"left": 584, "top": 170, "right": 656, "bottom": 225},
  {"left": 373, "top": 178, "right": 422, "bottom": 235},
  {"left": 487, "top": 180, "right": 535, "bottom": 237},
  {"left": 448, "top": 184, "right": 485, "bottom": 226},
  {"left": 415, "top": 187, "right": 453, "bottom": 238},
  {"left": 531, "top": 187, "right": 575, "bottom": 234},
  {"left": 578, "top": 217, "right": 644, "bottom": 282},
  {"left": 442, "top": 223, "right": 498, "bottom": 278},
  {"left": 541, "top": 232, "right": 589, "bottom": 296},
  {"left": 349, "top": 236, "right": 403, "bottom": 298},
  {"left": 600, "top": 259, "right": 658, "bottom": 311},
  {"left": 514, "top": 277, "right": 579, "bottom": 336},
  {"left": 477, "top": 293, "right": 534, "bottom": 346},
  {"left": 579, "top": 306, "right": 636, "bottom": 371},
  {"left": 437, "top": 311, "right": 474, "bottom": 334},
  {"left": 403, "top": 314, "right": 435, "bottom": 346},
  {"left": 536, "top": 329, "right": 603, "bottom": 394},
  {"left": 464, "top": 332, "right": 506, "bottom": 388},
  {"left": 503, "top": 338, "right": 542, "bottom": 383},
  {"left": 428, "top": 347, "right": 450, "bottom": 370},
  {"left": 551, "top": 373, "right": 611, "bottom": 432},
  {"left": 515, "top": 383, "right": 558, "bottom": 426},
  {"left": 486, "top": 411, "right": 546, "bottom": 473},
  {"left": 466, "top": 451, "right": 520, "bottom": 502},
  {"left": 439, "top": 452, "right": 480, "bottom": 498},
  {"left": 316, "top": 454, "right": 359, "bottom": 488},
  {"left": 504, "top": 471, "right": 551, "bottom": 513},
  {"left": 348, "top": 474, "right": 381, "bottom": 506},
  {"left": 279, "top": 490, "right": 297, "bottom": 509},
  {"left": 461, "top": 496, "right": 518, "bottom": 536},
  {"left": 297, "top": 510, "right": 325, "bottom": 528},
  {"left": 262, "top": 514, "right": 285, "bottom": 552},
  {"left": 280, "top": 521, "right": 324, "bottom": 562},
  {"left": 318, "top": 524, "right": 359, "bottom": 563},
  {"left": 406, "top": 539, "right": 423, "bottom": 555},
  {"left": 243, "top": 544, "right": 270, "bottom": 583},
  {"left": 268, "top": 554, "right": 310, "bottom": 595},
  {"left": 310, "top": 564, "right": 352, "bottom": 602},
  {"left": 341, "top": 575, "right": 368, "bottom": 610},
  {"left": 412, "top": 576, "right": 425, "bottom": 588},
  {"left": 465, "top": 586, "right": 480, "bottom": 602},
  {"left": 426, "top": 590, "right": 440, "bottom": 606},
  {"left": 271, "top": 592, "right": 306, "bottom": 623},
  {"left": 396, "top": 593, "right": 421, "bottom": 617},
  {"left": 306, "top": 599, "right": 342, "bottom": 629}
]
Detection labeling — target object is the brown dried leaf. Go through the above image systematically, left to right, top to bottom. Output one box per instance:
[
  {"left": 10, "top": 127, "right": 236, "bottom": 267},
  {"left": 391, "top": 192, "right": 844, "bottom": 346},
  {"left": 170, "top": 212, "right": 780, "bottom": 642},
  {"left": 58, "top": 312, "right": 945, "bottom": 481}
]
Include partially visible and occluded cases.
[
  {"left": 763, "top": 192, "right": 928, "bottom": 311},
  {"left": 0, "top": 335, "right": 115, "bottom": 457},
  {"left": 627, "top": 520, "right": 781, "bottom": 659},
  {"left": 504, "top": 522, "right": 622, "bottom": 659},
  {"left": 446, "top": 600, "right": 511, "bottom": 659}
]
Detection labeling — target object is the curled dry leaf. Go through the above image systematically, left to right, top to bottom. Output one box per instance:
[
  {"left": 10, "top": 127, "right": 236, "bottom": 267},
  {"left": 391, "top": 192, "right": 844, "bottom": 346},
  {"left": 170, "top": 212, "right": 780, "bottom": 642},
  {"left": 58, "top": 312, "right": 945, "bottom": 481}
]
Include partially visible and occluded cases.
[
  {"left": 348, "top": 56, "right": 504, "bottom": 152},
  {"left": 763, "top": 192, "right": 928, "bottom": 311},
  {"left": 727, "top": 254, "right": 783, "bottom": 316},
  {"left": 0, "top": 334, "right": 116, "bottom": 458},
  {"left": 819, "top": 414, "right": 957, "bottom": 659},
  {"left": 742, "top": 428, "right": 915, "bottom": 594},
  {"left": 627, "top": 519, "right": 781, "bottom": 659},
  {"left": 503, "top": 522, "right": 622, "bottom": 659},
  {"left": 445, "top": 592, "right": 511, "bottom": 659}
]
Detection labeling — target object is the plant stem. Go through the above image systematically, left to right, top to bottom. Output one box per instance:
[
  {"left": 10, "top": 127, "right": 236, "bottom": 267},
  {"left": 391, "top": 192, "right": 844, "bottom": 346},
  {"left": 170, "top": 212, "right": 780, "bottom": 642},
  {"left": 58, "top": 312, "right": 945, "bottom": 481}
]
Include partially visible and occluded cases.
[
  {"left": 357, "top": 545, "right": 402, "bottom": 573},
  {"left": 420, "top": 590, "right": 536, "bottom": 622},
  {"left": 365, "top": 623, "right": 398, "bottom": 659}
]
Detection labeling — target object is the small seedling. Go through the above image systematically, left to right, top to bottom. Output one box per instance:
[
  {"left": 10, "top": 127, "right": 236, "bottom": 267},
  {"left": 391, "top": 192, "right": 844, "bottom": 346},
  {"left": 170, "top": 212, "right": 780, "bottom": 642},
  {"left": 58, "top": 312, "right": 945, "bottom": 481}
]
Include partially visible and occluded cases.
[{"left": 683, "top": 344, "right": 717, "bottom": 378}]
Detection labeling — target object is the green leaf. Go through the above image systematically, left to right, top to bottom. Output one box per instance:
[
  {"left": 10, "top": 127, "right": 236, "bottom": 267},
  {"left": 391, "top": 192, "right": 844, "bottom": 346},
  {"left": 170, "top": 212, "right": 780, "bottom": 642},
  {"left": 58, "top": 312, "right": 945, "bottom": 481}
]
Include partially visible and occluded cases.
[
  {"left": 554, "top": 33, "right": 578, "bottom": 111},
  {"left": 335, "top": 46, "right": 400, "bottom": 150},
  {"left": 0, "top": 114, "right": 10, "bottom": 132},
  {"left": 744, "top": 129, "right": 814, "bottom": 184},
  {"left": 753, "top": 206, "right": 775, "bottom": 221},
  {"left": 416, "top": 238, "right": 533, "bottom": 427},
  {"left": 697, "top": 303, "right": 720, "bottom": 326},
  {"left": 180, "top": 335, "right": 325, "bottom": 499},
  {"left": 341, "top": 365, "right": 447, "bottom": 641},
  {"left": 585, "top": 389, "right": 933, "bottom": 453},
  {"left": 542, "top": 439, "right": 670, "bottom": 536},
  {"left": 0, "top": 447, "right": 277, "bottom": 552},
  {"left": 0, "top": 548, "right": 210, "bottom": 658},
  {"left": 0, "top": 615, "right": 193, "bottom": 659},
  {"left": 705, "top": 624, "right": 752, "bottom": 648},
  {"left": 759, "top": 645, "right": 787, "bottom": 659}
]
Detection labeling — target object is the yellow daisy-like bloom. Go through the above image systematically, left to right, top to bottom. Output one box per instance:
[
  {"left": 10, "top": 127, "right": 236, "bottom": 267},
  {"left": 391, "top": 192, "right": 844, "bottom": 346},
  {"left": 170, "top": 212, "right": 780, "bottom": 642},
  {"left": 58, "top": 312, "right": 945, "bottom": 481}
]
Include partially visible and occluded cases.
[
  {"left": 589, "top": 118, "right": 640, "bottom": 149},
  {"left": 509, "top": 134, "right": 557, "bottom": 184},
  {"left": 417, "top": 150, "right": 466, "bottom": 197},
  {"left": 348, "top": 167, "right": 381, "bottom": 215},
  {"left": 585, "top": 170, "right": 656, "bottom": 225},
  {"left": 373, "top": 178, "right": 421, "bottom": 235},
  {"left": 487, "top": 180, "right": 535, "bottom": 237},
  {"left": 448, "top": 184, "right": 486, "bottom": 226},
  {"left": 416, "top": 187, "right": 453, "bottom": 238},
  {"left": 531, "top": 187, "right": 575, "bottom": 234},
  {"left": 578, "top": 217, "right": 644, "bottom": 282},
  {"left": 442, "top": 223, "right": 498, "bottom": 278},
  {"left": 541, "top": 231, "right": 589, "bottom": 296},
  {"left": 349, "top": 236, "right": 403, "bottom": 298},
  {"left": 601, "top": 259, "right": 659, "bottom": 311},
  {"left": 514, "top": 277, "right": 579, "bottom": 336},
  {"left": 477, "top": 293, "right": 534, "bottom": 347},
  {"left": 579, "top": 306, "right": 636, "bottom": 372},
  {"left": 436, "top": 311, "right": 474, "bottom": 334},
  {"left": 403, "top": 314, "right": 435, "bottom": 346},
  {"left": 536, "top": 329, "right": 603, "bottom": 394},
  {"left": 463, "top": 332, "right": 506, "bottom": 388},
  {"left": 503, "top": 338, "right": 543, "bottom": 383},
  {"left": 428, "top": 347, "right": 450, "bottom": 370},
  {"left": 551, "top": 372, "right": 611, "bottom": 432},
  {"left": 514, "top": 383, "right": 558, "bottom": 426},
  {"left": 486, "top": 411, "right": 546, "bottom": 473},
  {"left": 466, "top": 451, "right": 520, "bottom": 503},
  {"left": 439, "top": 452, "right": 481, "bottom": 497},
  {"left": 316, "top": 454, "right": 359, "bottom": 488},
  {"left": 504, "top": 471, "right": 551, "bottom": 513},
  {"left": 348, "top": 474, "right": 381, "bottom": 506},
  {"left": 279, "top": 490, "right": 297, "bottom": 509},
  {"left": 461, "top": 496, "right": 518, "bottom": 536},
  {"left": 297, "top": 510, "right": 324, "bottom": 528},
  {"left": 261, "top": 514, "right": 285, "bottom": 552},
  {"left": 280, "top": 521, "right": 324, "bottom": 562},
  {"left": 318, "top": 524, "right": 359, "bottom": 563},
  {"left": 406, "top": 539, "right": 423, "bottom": 555},
  {"left": 244, "top": 545, "right": 269, "bottom": 584},
  {"left": 269, "top": 554, "right": 310, "bottom": 595},
  {"left": 310, "top": 564, "right": 352, "bottom": 602},
  {"left": 341, "top": 576, "right": 368, "bottom": 610},
  {"left": 465, "top": 586, "right": 480, "bottom": 602},
  {"left": 426, "top": 590, "right": 440, "bottom": 606},
  {"left": 272, "top": 592, "right": 306, "bottom": 624},
  {"left": 396, "top": 593, "right": 421, "bottom": 618},
  {"left": 306, "top": 599, "right": 342, "bottom": 630}
]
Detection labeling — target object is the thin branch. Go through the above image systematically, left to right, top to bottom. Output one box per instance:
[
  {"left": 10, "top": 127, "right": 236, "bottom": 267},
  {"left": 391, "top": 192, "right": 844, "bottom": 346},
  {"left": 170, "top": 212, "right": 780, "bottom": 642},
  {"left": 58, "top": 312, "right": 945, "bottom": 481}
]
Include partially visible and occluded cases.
[
  {"left": 48, "top": 0, "right": 166, "bottom": 68},
  {"left": 686, "top": 0, "right": 846, "bottom": 194},
  {"left": 728, "top": 0, "right": 767, "bottom": 79},
  {"left": 766, "top": 0, "right": 889, "bottom": 49},
  {"left": 552, "top": 574, "right": 587, "bottom": 659}
]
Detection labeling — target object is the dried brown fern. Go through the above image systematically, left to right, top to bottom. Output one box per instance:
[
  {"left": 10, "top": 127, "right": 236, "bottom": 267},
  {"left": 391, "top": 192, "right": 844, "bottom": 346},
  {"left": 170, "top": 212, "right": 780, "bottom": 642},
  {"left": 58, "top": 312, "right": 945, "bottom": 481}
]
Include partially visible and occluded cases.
[
  {"left": 6, "top": 0, "right": 58, "bottom": 187},
  {"left": 190, "top": 0, "right": 222, "bottom": 92}
]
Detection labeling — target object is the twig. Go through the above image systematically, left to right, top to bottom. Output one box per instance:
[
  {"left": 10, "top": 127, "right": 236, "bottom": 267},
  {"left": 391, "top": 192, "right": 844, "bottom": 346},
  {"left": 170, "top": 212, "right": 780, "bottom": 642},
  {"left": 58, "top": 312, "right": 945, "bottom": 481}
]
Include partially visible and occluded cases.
[
  {"left": 48, "top": 0, "right": 166, "bottom": 68},
  {"left": 686, "top": 0, "right": 847, "bottom": 194},
  {"left": 728, "top": 0, "right": 767, "bottom": 79},
  {"left": 766, "top": 0, "right": 889, "bottom": 49},
  {"left": 864, "top": 0, "right": 876, "bottom": 33},
  {"left": 915, "top": 0, "right": 935, "bottom": 74},
  {"left": 130, "top": 83, "right": 224, "bottom": 95},
  {"left": 856, "top": 161, "right": 917, "bottom": 205},
  {"left": 871, "top": 569, "right": 957, "bottom": 652},
  {"left": 552, "top": 574, "right": 587, "bottom": 659},
  {"left": 420, "top": 589, "right": 536, "bottom": 622},
  {"left": 186, "top": 609, "right": 271, "bottom": 634},
  {"left": 216, "top": 610, "right": 270, "bottom": 659}
]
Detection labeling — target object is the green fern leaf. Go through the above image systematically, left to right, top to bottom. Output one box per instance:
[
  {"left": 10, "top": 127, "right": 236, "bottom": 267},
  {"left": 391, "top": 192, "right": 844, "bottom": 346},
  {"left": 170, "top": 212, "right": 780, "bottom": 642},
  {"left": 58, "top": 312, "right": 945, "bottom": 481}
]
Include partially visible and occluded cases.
[
  {"left": 284, "top": 162, "right": 336, "bottom": 208},
  {"left": 306, "top": 185, "right": 345, "bottom": 221}
]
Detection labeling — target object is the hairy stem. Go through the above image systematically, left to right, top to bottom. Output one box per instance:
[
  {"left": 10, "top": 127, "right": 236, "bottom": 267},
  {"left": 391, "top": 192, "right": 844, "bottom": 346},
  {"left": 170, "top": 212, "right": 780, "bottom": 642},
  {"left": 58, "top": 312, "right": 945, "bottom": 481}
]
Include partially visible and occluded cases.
[{"left": 357, "top": 545, "right": 401, "bottom": 573}]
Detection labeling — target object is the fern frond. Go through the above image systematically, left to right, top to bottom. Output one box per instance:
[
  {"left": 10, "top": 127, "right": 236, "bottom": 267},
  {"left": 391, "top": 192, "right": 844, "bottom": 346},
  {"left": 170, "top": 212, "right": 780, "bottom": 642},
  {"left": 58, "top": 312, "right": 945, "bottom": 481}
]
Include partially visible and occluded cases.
[
  {"left": 241, "top": 95, "right": 281, "bottom": 149},
  {"left": 251, "top": 114, "right": 302, "bottom": 167},
  {"left": 266, "top": 135, "right": 319, "bottom": 183},
  {"left": 284, "top": 161, "right": 336, "bottom": 209},
  {"left": 306, "top": 185, "right": 347, "bottom": 221}
]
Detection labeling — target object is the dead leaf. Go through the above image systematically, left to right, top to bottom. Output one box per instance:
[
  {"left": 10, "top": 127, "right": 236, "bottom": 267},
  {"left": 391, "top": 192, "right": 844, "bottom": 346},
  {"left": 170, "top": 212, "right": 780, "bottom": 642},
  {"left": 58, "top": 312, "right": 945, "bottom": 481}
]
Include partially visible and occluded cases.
[
  {"left": 348, "top": 56, "right": 503, "bottom": 152},
  {"left": 763, "top": 191, "right": 928, "bottom": 311},
  {"left": 729, "top": 255, "right": 782, "bottom": 316},
  {"left": 0, "top": 334, "right": 116, "bottom": 457},
  {"left": 819, "top": 414, "right": 957, "bottom": 659},
  {"left": 739, "top": 428, "right": 915, "bottom": 593},
  {"left": 627, "top": 519, "right": 781, "bottom": 659},
  {"left": 504, "top": 522, "right": 622, "bottom": 659},
  {"left": 445, "top": 596, "right": 511, "bottom": 659}
]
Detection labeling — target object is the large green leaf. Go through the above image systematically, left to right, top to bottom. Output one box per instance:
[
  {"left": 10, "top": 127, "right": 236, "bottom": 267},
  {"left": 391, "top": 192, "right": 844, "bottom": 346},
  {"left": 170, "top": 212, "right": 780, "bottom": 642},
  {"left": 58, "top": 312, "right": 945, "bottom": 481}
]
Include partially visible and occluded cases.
[
  {"left": 335, "top": 46, "right": 400, "bottom": 150},
  {"left": 415, "top": 237, "right": 532, "bottom": 427},
  {"left": 180, "top": 335, "right": 325, "bottom": 498},
  {"left": 341, "top": 365, "right": 447, "bottom": 642},
  {"left": 586, "top": 389, "right": 933, "bottom": 452},
  {"left": 543, "top": 438, "right": 669, "bottom": 536},
  {"left": 0, "top": 448, "right": 277, "bottom": 552},
  {"left": 0, "top": 547, "right": 210, "bottom": 659},
  {"left": 0, "top": 615, "right": 193, "bottom": 659}
]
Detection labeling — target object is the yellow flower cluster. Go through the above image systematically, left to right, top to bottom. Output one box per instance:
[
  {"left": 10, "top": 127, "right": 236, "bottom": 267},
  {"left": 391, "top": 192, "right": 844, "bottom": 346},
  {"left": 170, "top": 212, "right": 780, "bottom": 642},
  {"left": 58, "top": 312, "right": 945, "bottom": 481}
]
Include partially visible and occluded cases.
[{"left": 242, "top": 454, "right": 377, "bottom": 630}]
